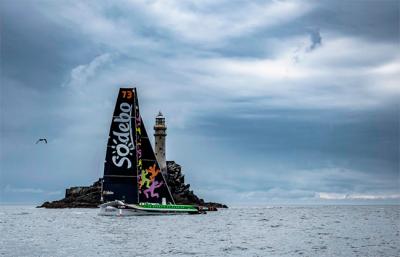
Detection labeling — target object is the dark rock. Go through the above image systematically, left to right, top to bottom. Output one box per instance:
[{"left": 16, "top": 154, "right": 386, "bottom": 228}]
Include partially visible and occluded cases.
[
  {"left": 38, "top": 161, "right": 227, "bottom": 209},
  {"left": 37, "top": 179, "right": 101, "bottom": 208},
  {"left": 203, "top": 202, "right": 228, "bottom": 209}
]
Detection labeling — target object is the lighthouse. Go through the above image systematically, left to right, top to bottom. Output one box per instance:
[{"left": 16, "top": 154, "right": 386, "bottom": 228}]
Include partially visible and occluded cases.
[{"left": 154, "top": 111, "right": 167, "bottom": 176}]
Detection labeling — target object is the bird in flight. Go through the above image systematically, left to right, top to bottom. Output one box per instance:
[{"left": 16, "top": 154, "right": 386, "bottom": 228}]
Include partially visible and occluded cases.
[{"left": 36, "top": 138, "right": 47, "bottom": 144}]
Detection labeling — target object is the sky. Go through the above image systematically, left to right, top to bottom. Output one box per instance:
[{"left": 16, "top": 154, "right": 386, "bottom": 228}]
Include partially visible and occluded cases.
[{"left": 0, "top": 0, "right": 399, "bottom": 205}]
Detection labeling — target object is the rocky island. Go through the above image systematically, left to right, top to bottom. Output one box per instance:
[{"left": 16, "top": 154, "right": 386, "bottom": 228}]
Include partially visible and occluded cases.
[
  {"left": 39, "top": 106, "right": 227, "bottom": 210},
  {"left": 38, "top": 161, "right": 227, "bottom": 209}
]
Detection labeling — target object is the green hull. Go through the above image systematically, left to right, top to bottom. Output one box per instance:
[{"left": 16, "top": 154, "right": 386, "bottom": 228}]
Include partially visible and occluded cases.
[
  {"left": 99, "top": 200, "right": 204, "bottom": 216},
  {"left": 132, "top": 202, "right": 200, "bottom": 213}
]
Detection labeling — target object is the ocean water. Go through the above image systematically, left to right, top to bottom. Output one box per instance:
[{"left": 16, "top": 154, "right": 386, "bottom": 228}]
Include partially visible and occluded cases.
[{"left": 0, "top": 205, "right": 398, "bottom": 257}]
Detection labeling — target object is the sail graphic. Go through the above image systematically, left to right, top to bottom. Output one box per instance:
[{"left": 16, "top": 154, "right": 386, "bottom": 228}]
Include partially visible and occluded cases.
[
  {"left": 103, "top": 88, "right": 138, "bottom": 203},
  {"left": 103, "top": 88, "right": 174, "bottom": 205},
  {"left": 133, "top": 89, "right": 175, "bottom": 204}
]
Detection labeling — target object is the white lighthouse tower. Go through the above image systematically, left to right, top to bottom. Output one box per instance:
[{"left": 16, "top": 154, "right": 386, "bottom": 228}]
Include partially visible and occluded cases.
[{"left": 154, "top": 111, "right": 167, "bottom": 176}]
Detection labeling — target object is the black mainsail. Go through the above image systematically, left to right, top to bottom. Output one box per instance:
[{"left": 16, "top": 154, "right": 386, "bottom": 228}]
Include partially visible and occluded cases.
[
  {"left": 102, "top": 88, "right": 174, "bottom": 204},
  {"left": 103, "top": 88, "right": 138, "bottom": 203}
]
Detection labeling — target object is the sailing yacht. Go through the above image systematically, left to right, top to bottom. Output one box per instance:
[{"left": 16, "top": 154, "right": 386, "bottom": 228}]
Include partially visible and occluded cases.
[{"left": 99, "top": 88, "right": 203, "bottom": 216}]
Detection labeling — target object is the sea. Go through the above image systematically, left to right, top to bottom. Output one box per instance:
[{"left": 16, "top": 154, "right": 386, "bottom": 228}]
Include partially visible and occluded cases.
[{"left": 0, "top": 205, "right": 398, "bottom": 257}]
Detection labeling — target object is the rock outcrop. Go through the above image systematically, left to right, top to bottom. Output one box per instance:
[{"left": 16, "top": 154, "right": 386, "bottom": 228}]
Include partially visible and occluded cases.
[
  {"left": 38, "top": 161, "right": 227, "bottom": 209},
  {"left": 39, "top": 180, "right": 101, "bottom": 208}
]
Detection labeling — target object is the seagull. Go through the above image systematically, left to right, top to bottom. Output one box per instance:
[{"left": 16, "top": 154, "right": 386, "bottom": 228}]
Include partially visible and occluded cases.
[{"left": 36, "top": 138, "right": 47, "bottom": 144}]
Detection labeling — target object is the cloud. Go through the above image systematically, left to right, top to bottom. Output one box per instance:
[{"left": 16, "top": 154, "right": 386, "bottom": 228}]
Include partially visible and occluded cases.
[
  {"left": 37, "top": 0, "right": 315, "bottom": 49},
  {"left": 129, "top": 0, "right": 314, "bottom": 45},
  {"left": 30, "top": 1, "right": 400, "bottom": 112},
  {"left": 38, "top": 1, "right": 159, "bottom": 53},
  {"left": 308, "top": 28, "right": 322, "bottom": 51},
  {"left": 55, "top": 33, "right": 399, "bottom": 130},
  {"left": 158, "top": 34, "right": 399, "bottom": 110},
  {"left": 63, "top": 53, "right": 115, "bottom": 90},
  {"left": 187, "top": 153, "right": 399, "bottom": 203},
  {"left": 3, "top": 185, "right": 61, "bottom": 195},
  {"left": 197, "top": 187, "right": 400, "bottom": 204},
  {"left": 318, "top": 192, "right": 400, "bottom": 200}
]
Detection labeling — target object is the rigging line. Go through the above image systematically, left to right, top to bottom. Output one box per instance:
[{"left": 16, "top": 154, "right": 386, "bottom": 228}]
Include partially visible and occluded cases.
[
  {"left": 133, "top": 89, "right": 140, "bottom": 204},
  {"left": 161, "top": 170, "right": 176, "bottom": 204}
]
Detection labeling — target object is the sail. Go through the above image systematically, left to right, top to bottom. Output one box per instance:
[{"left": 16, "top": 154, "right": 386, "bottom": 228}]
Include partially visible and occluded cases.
[
  {"left": 103, "top": 88, "right": 138, "bottom": 204},
  {"left": 134, "top": 90, "right": 175, "bottom": 204}
]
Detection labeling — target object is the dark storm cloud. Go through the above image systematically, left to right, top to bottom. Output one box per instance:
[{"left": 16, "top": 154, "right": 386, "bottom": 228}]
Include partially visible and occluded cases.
[
  {"left": 212, "top": 0, "right": 398, "bottom": 59},
  {"left": 310, "top": 0, "right": 399, "bottom": 42},
  {"left": 0, "top": 2, "right": 100, "bottom": 91},
  {"left": 308, "top": 28, "right": 322, "bottom": 51},
  {"left": 169, "top": 101, "right": 398, "bottom": 204},
  {"left": 189, "top": 103, "right": 399, "bottom": 174}
]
